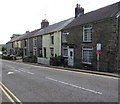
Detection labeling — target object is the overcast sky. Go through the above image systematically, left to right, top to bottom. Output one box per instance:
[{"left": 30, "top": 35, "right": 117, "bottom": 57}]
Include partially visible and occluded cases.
[{"left": 0, "top": 0, "right": 119, "bottom": 44}]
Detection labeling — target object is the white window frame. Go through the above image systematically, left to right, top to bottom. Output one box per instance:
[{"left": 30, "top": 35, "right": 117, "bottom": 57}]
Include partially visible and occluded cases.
[
  {"left": 83, "top": 26, "right": 92, "bottom": 42},
  {"left": 63, "top": 32, "right": 69, "bottom": 42},
  {"left": 50, "top": 34, "right": 54, "bottom": 45},
  {"left": 33, "top": 37, "right": 37, "bottom": 47},
  {"left": 24, "top": 39, "right": 27, "bottom": 47},
  {"left": 63, "top": 46, "right": 68, "bottom": 57},
  {"left": 82, "top": 47, "right": 93, "bottom": 64},
  {"left": 24, "top": 48, "right": 27, "bottom": 56},
  {"left": 33, "top": 48, "right": 37, "bottom": 56},
  {"left": 50, "top": 48, "right": 54, "bottom": 57}
]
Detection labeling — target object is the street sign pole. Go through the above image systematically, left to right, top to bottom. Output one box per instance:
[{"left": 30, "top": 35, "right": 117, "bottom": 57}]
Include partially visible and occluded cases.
[
  {"left": 96, "top": 43, "right": 101, "bottom": 71},
  {"left": 97, "top": 53, "right": 99, "bottom": 71}
]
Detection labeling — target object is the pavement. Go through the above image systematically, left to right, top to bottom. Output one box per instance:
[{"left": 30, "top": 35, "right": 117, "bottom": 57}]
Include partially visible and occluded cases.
[{"left": 15, "top": 58, "right": 120, "bottom": 78}]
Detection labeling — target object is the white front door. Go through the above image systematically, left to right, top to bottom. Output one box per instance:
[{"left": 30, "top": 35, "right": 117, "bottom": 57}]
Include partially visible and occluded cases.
[{"left": 68, "top": 48, "right": 74, "bottom": 66}]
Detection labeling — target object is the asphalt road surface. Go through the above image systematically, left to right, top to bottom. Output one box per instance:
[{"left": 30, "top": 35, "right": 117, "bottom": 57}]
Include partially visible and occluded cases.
[{"left": 1, "top": 59, "right": 119, "bottom": 103}]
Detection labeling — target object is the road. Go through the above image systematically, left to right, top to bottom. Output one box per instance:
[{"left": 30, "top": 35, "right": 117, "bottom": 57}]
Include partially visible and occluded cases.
[{"left": 1, "top": 59, "right": 119, "bottom": 103}]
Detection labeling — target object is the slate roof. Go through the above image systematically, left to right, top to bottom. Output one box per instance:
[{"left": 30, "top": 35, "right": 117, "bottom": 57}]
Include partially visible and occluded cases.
[
  {"left": 64, "top": 2, "right": 120, "bottom": 29},
  {"left": 32, "top": 18, "right": 74, "bottom": 37},
  {"left": 7, "top": 29, "right": 41, "bottom": 43},
  {"left": 19, "top": 29, "right": 41, "bottom": 40},
  {"left": 7, "top": 36, "right": 22, "bottom": 43}
]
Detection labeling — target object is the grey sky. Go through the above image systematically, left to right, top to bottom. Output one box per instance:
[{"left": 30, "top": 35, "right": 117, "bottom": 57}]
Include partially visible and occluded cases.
[{"left": 0, "top": 0, "right": 119, "bottom": 44}]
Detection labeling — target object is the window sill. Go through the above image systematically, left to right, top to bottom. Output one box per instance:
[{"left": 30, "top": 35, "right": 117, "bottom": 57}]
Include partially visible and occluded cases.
[
  {"left": 82, "top": 41, "right": 92, "bottom": 43},
  {"left": 63, "top": 56, "right": 68, "bottom": 58},
  {"left": 82, "top": 62, "right": 92, "bottom": 65}
]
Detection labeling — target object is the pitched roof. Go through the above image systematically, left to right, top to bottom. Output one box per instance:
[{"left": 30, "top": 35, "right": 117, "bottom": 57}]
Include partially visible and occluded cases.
[
  {"left": 64, "top": 2, "right": 120, "bottom": 29},
  {"left": 32, "top": 18, "right": 74, "bottom": 37},
  {"left": 7, "top": 29, "right": 41, "bottom": 43},
  {"left": 18, "top": 29, "right": 41, "bottom": 40},
  {"left": 7, "top": 35, "right": 22, "bottom": 43}
]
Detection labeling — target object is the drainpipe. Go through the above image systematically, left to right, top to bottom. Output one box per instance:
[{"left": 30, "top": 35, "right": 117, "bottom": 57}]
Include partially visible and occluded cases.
[{"left": 116, "top": 12, "right": 120, "bottom": 72}]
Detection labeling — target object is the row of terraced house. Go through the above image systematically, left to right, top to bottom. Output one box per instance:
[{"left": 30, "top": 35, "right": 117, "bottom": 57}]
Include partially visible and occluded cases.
[{"left": 6, "top": 2, "right": 120, "bottom": 72}]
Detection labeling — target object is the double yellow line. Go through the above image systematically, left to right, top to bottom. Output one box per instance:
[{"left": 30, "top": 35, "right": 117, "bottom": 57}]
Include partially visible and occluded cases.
[{"left": 0, "top": 82, "right": 23, "bottom": 104}]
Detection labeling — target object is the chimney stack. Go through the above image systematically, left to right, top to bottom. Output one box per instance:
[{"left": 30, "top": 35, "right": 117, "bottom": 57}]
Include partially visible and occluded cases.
[
  {"left": 75, "top": 4, "right": 84, "bottom": 18},
  {"left": 41, "top": 19, "right": 49, "bottom": 29},
  {"left": 25, "top": 31, "right": 29, "bottom": 33}
]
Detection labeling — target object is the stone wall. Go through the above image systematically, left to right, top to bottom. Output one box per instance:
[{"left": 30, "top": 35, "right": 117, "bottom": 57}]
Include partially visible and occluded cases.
[{"left": 62, "top": 18, "right": 117, "bottom": 72}]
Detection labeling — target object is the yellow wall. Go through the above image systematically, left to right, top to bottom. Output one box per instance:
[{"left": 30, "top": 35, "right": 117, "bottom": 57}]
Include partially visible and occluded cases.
[
  {"left": 42, "top": 31, "right": 61, "bottom": 59},
  {"left": 14, "top": 41, "right": 21, "bottom": 48}
]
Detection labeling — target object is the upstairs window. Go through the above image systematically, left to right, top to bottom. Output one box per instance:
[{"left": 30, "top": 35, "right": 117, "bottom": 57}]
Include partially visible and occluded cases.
[
  {"left": 83, "top": 26, "right": 92, "bottom": 42},
  {"left": 62, "top": 32, "right": 69, "bottom": 42},
  {"left": 51, "top": 35, "right": 54, "bottom": 45},
  {"left": 33, "top": 37, "right": 37, "bottom": 47},
  {"left": 24, "top": 39, "right": 27, "bottom": 47},
  {"left": 12, "top": 42, "right": 14, "bottom": 48}
]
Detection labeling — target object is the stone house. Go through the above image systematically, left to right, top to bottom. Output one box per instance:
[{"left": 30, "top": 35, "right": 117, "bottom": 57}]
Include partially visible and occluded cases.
[
  {"left": 62, "top": 2, "right": 120, "bottom": 72},
  {"left": 31, "top": 18, "right": 74, "bottom": 62},
  {"left": 28, "top": 19, "right": 49, "bottom": 58},
  {"left": 19, "top": 30, "right": 40, "bottom": 59},
  {"left": 6, "top": 34, "right": 22, "bottom": 55}
]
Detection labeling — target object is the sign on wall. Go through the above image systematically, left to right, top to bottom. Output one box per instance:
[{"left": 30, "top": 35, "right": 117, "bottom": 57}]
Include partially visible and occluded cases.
[{"left": 96, "top": 43, "right": 101, "bottom": 54}]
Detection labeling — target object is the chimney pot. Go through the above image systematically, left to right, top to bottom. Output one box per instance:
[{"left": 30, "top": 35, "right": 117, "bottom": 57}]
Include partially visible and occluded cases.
[
  {"left": 75, "top": 4, "right": 84, "bottom": 18},
  {"left": 41, "top": 19, "right": 49, "bottom": 29}
]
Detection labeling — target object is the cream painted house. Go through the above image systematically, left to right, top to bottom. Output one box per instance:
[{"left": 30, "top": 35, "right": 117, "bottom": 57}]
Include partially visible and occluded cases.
[
  {"left": 32, "top": 18, "right": 74, "bottom": 60},
  {"left": 42, "top": 31, "right": 61, "bottom": 58}
]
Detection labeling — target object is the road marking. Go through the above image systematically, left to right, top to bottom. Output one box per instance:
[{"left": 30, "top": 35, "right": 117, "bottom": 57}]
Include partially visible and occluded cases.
[
  {"left": 4, "top": 60, "right": 119, "bottom": 79},
  {"left": 19, "top": 69, "right": 34, "bottom": 75},
  {"left": 14, "top": 70, "right": 21, "bottom": 72},
  {"left": 7, "top": 72, "right": 14, "bottom": 75},
  {"left": 46, "top": 77, "right": 102, "bottom": 95},
  {"left": 0, "top": 82, "right": 23, "bottom": 104},
  {"left": 0, "top": 85, "right": 16, "bottom": 104}
]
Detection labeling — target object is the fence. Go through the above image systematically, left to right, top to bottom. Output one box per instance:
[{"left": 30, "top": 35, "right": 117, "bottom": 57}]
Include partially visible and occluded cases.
[{"left": 37, "top": 57, "right": 50, "bottom": 65}]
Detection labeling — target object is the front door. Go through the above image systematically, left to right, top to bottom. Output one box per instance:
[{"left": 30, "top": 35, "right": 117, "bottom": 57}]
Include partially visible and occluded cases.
[{"left": 68, "top": 48, "right": 74, "bottom": 66}]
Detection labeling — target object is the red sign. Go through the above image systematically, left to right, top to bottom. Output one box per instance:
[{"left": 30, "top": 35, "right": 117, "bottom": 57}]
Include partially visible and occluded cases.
[
  {"left": 97, "top": 43, "right": 101, "bottom": 54},
  {"left": 96, "top": 50, "right": 101, "bottom": 54}
]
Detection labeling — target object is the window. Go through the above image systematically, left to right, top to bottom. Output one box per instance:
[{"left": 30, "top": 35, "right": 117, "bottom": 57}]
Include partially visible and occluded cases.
[
  {"left": 83, "top": 26, "right": 92, "bottom": 42},
  {"left": 63, "top": 32, "right": 69, "bottom": 42},
  {"left": 51, "top": 35, "right": 54, "bottom": 45},
  {"left": 33, "top": 37, "right": 37, "bottom": 46},
  {"left": 24, "top": 39, "right": 27, "bottom": 47},
  {"left": 12, "top": 42, "right": 14, "bottom": 48},
  {"left": 17, "top": 42, "right": 19, "bottom": 48},
  {"left": 63, "top": 46, "right": 68, "bottom": 57},
  {"left": 82, "top": 47, "right": 93, "bottom": 64},
  {"left": 24, "top": 48, "right": 27, "bottom": 56},
  {"left": 33, "top": 48, "right": 37, "bottom": 56},
  {"left": 39, "top": 48, "right": 42, "bottom": 57},
  {"left": 50, "top": 48, "right": 54, "bottom": 57}
]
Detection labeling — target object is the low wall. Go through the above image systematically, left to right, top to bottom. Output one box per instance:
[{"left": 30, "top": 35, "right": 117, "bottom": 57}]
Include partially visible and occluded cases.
[{"left": 37, "top": 57, "right": 50, "bottom": 65}]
